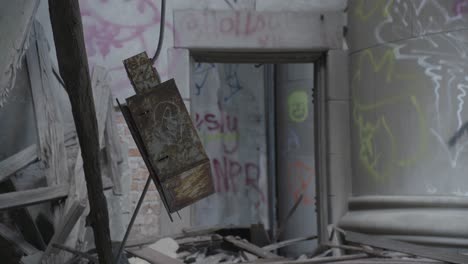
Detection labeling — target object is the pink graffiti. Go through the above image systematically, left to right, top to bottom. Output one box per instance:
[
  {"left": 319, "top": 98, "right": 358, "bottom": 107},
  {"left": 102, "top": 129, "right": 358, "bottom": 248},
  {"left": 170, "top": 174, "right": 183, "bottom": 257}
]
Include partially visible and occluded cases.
[
  {"left": 80, "top": 0, "right": 181, "bottom": 94},
  {"left": 453, "top": 0, "right": 468, "bottom": 15},
  {"left": 182, "top": 11, "right": 283, "bottom": 47},
  {"left": 212, "top": 156, "right": 265, "bottom": 208}
]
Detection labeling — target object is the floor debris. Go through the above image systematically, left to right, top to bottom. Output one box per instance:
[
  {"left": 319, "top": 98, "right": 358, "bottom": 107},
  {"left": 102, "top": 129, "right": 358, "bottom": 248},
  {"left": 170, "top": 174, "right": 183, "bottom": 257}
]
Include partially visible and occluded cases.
[{"left": 123, "top": 226, "right": 454, "bottom": 264}]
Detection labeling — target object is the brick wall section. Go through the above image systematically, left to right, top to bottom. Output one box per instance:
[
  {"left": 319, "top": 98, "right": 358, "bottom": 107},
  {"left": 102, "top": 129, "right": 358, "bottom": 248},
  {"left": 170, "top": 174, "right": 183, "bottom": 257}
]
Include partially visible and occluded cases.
[{"left": 115, "top": 111, "right": 161, "bottom": 240}]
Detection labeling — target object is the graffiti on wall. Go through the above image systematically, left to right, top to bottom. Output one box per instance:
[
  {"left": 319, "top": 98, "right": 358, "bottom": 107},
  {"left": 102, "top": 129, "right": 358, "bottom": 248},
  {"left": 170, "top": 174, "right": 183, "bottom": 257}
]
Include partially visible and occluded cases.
[
  {"left": 80, "top": 0, "right": 181, "bottom": 99},
  {"left": 351, "top": 0, "right": 468, "bottom": 187},
  {"left": 177, "top": 10, "right": 285, "bottom": 48},
  {"left": 352, "top": 49, "right": 428, "bottom": 180},
  {"left": 192, "top": 63, "right": 268, "bottom": 225},
  {"left": 288, "top": 90, "right": 309, "bottom": 123},
  {"left": 287, "top": 160, "right": 315, "bottom": 206}
]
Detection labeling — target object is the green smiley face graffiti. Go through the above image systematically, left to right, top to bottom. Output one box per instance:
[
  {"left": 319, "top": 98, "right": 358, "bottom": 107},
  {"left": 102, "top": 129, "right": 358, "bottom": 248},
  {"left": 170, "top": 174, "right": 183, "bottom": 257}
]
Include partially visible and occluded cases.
[{"left": 288, "top": 90, "right": 308, "bottom": 123}]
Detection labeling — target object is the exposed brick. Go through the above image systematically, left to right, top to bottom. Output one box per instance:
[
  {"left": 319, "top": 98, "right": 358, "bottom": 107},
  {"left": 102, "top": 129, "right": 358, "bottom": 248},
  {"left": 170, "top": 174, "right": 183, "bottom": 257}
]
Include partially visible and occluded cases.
[
  {"left": 117, "top": 110, "right": 162, "bottom": 238},
  {"left": 128, "top": 148, "right": 141, "bottom": 157}
]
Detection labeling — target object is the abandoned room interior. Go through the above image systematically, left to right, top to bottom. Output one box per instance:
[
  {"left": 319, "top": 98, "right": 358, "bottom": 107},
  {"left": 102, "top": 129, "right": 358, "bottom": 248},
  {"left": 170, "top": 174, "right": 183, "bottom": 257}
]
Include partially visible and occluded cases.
[{"left": 2, "top": 0, "right": 468, "bottom": 263}]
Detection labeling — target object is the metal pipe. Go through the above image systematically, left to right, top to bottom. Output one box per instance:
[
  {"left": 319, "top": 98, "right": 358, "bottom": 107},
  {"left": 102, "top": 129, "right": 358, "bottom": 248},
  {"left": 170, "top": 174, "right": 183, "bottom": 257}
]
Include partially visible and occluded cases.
[{"left": 114, "top": 176, "right": 152, "bottom": 263}]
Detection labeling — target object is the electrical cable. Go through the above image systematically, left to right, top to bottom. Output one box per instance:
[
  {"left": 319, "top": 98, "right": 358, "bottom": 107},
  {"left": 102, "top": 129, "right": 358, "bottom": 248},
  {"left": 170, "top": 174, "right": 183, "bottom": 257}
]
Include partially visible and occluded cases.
[{"left": 151, "top": 0, "right": 166, "bottom": 64}]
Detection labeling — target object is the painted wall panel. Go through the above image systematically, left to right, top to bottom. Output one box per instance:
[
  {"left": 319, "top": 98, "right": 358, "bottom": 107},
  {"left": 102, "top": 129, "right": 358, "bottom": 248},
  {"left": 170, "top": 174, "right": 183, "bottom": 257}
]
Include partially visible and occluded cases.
[
  {"left": 191, "top": 63, "right": 268, "bottom": 227},
  {"left": 276, "top": 64, "right": 316, "bottom": 257}
]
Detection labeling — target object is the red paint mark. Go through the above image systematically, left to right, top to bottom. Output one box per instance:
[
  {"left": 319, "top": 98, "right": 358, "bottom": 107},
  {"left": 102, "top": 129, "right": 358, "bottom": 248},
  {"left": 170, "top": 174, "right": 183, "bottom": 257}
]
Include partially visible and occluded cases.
[{"left": 288, "top": 161, "right": 315, "bottom": 206}]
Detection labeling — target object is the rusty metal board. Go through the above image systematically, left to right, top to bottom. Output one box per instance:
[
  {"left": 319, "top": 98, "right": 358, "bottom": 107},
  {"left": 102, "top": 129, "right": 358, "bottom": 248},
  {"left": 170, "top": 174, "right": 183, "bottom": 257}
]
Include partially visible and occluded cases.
[
  {"left": 123, "top": 51, "right": 161, "bottom": 94},
  {"left": 125, "top": 79, "right": 213, "bottom": 212},
  {"left": 117, "top": 100, "right": 173, "bottom": 220}
]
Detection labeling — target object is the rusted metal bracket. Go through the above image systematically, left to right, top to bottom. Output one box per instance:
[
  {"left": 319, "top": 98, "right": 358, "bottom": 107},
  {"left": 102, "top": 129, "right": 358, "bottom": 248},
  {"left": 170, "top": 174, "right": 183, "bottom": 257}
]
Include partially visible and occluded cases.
[{"left": 122, "top": 51, "right": 214, "bottom": 214}]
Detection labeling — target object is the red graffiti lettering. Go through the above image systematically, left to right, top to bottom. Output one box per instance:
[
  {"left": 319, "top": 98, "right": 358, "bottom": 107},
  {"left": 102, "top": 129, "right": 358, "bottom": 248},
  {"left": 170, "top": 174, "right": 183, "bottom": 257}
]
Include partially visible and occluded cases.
[{"left": 211, "top": 157, "right": 265, "bottom": 207}]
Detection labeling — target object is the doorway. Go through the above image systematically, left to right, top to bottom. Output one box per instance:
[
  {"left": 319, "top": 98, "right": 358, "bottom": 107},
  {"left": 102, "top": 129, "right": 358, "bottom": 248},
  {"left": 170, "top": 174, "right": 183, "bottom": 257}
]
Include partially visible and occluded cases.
[{"left": 188, "top": 53, "right": 326, "bottom": 256}]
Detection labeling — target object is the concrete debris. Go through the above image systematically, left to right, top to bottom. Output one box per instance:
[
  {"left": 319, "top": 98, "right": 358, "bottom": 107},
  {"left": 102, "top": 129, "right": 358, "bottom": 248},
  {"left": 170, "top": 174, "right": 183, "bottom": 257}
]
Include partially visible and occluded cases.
[{"left": 125, "top": 226, "right": 452, "bottom": 264}]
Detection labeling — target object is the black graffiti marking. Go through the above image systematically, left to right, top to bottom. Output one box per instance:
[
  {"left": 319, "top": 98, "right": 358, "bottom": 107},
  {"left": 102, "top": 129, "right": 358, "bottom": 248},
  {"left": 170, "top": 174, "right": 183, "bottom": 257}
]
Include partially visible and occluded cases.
[{"left": 448, "top": 121, "right": 468, "bottom": 147}]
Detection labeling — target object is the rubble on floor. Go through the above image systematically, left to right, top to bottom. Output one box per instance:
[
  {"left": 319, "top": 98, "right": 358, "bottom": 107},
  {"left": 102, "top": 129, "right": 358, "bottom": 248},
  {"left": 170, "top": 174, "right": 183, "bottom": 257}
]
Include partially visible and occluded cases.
[{"left": 124, "top": 225, "right": 456, "bottom": 264}]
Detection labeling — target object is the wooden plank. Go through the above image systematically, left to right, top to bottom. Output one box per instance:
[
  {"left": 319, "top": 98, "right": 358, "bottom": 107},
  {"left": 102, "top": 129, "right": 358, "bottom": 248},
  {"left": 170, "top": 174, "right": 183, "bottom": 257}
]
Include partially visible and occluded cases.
[
  {"left": 0, "top": 0, "right": 40, "bottom": 107},
  {"left": 48, "top": 0, "right": 114, "bottom": 263},
  {"left": 26, "top": 22, "right": 69, "bottom": 188},
  {"left": 91, "top": 66, "right": 111, "bottom": 149},
  {"left": 104, "top": 94, "right": 123, "bottom": 195},
  {"left": 0, "top": 145, "right": 38, "bottom": 183},
  {"left": 0, "top": 178, "right": 46, "bottom": 250},
  {"left": 0, "top": 184, "right": 68, "bottom": 210},
  {"left": 41, "top": 201, "right": 86, "bottom": 261},
  {"left": 0, "top": 223, "right": 39, "bottom": 256},
  {"left": 345, "top": 231, "right": 468, "bottom": 264},
  {"left": 262, "top": 235, "right": 317, "bottom": 251},
  {"left": 224, "top": 236, "right": 281, "bottom": 259},
  {"left": 52, "top": 243, "right": 98, "bottom": 263},
  {"left": 323, "top": 243, "right": 387, "bottom": 258},
  {"left": 127, "top": 247, "right": 183, "bottom": 264},
  {"left": 20, "top": 251, "right": 43, "bottom": 264},
  {"left": 243, "top": 253, "right": 368, "bottom": 264}
]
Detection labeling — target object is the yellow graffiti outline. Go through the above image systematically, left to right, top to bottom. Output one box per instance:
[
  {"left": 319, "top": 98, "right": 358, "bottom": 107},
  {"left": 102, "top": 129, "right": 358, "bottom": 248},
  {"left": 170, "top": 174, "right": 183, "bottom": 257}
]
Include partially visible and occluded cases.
[
  {"left": 354, "top": 0, "right": 394, "bottom": 21},
  {"left": 352, "top": 49, "right": 428, "bottom": 181}
]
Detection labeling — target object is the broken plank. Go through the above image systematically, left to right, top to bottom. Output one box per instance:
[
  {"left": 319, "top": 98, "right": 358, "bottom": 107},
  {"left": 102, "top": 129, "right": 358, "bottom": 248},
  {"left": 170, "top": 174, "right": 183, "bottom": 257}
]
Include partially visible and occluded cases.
[
  {"left": 26, "top": 22, "right": 69, "bottom": 188},
  {"left": 90, "top": 66, "right": 111, "bottom": 149},
  {"left": 104, "top": 94, "right": 123, "bottom": 195},
  {"left": 0, "top": 144, "right": 38, "bottom": 183},
  {"left": 0, "top": 178, "right": 46, "bottom": 250},
  {"left": 0, "top": 184, "right": 68, "bottom": 210},
  {"left": 41, "top": 200, "right": 86, "bottom": 261},
  {"left": 0, "top": 223, "right": 39, "bottom": 256},
  {"left": 345, "top": 231, "right": 468, "bottom": 264},
  {"left": 176, "top": 234, "right": 223, "bottom": 245},
  {"left": 262, "top": 235, "right": 317, "bottom": 251},
  {"left": 224, "top": 236, "right": 281, "bottom": 259},
  {"left": 52, "top": 243, "right": 98, "bottom": 263},
  {"left": 323, "top": 243, "right": 387, "bottom": 258},
  {"left": 127, "top": 246, "right": 183, "bottom": 264},
  {"left": 20, "top": 251, "right": 43, "bottom": 264},
  {"left": 243, "top": 253, "right": 368, "bottom": 264}
]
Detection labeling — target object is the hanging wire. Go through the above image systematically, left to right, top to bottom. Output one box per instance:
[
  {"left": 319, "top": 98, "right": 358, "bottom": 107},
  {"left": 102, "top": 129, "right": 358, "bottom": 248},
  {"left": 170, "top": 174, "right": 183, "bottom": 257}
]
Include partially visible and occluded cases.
[{"left": 151, "top": 0, "right": 166, "bottom": 64}]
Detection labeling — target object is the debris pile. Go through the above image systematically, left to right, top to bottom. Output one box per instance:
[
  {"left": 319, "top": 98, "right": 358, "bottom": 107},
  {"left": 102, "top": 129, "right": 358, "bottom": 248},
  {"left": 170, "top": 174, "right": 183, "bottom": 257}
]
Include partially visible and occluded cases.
[{"left": 124, "top": 225, "right": 459, "bottom": 264}]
